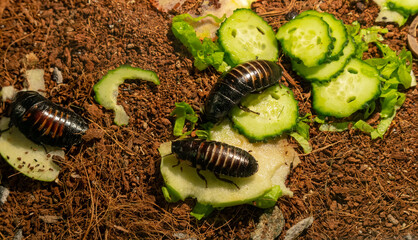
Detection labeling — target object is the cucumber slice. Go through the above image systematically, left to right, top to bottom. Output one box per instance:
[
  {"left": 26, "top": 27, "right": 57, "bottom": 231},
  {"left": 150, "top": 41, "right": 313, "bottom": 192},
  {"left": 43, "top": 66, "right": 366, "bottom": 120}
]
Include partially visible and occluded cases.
[
  {"left": 387, "top": 0, "right": 418, "bottom": 16},
  {"left": 218, "top": 8, "right": 278, "bottom": 66},
  {"left": 297, "top": 10, "right": 348, "bottom": 61},
  {"left": 276, "top": 15, "right": 333, "bottom": 67},
  {"left": 292, "top": 37, "right": 355, "bottom": 82},
  {"left": 312, "top": 58, "right": 381, "bottom": 118},
  {"left": 93, "top": 65, "right": 160, "bottom": 126},
  {"left": 230, "top": 84, "right": 298, "bottom": 141},
  {"left": 0, "top": 118, "right": 63, "bottom": 182},
  {"left": 159, "top": 120, "right": 300, "bottom": 208}
]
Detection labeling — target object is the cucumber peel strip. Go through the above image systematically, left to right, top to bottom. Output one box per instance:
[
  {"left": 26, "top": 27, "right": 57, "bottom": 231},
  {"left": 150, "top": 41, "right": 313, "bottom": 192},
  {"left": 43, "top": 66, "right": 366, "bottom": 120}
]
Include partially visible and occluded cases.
[
  {"left": 93, "top": 65, "right": 160, "bottom": 126},
  {"left": 0, "top": 118, "right": 63, "bottom": 182},
  {"left": 159, "top": 120, "right": 300, "bottom": 219}
]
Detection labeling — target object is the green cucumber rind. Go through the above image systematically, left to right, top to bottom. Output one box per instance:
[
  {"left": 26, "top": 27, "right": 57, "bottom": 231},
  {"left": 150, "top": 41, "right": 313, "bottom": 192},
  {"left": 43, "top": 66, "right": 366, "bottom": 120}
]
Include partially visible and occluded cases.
[
  {"left": 387, "top": 0, "right": 418, "bottom": 16},
  {"left": 218, "top": 8, "right": 279, "bottom": 66},
  {"left": 296, "top": 10, "right": 348, "bottom": 61},
  {"left": 276, "top": 15, "right": 334, "bottom": 67},
  {"left": 292, "top": 37, "right": 356, "bottom": 82},
  {"left": 312, "top": 58, "right": 381, "bottom": 118},
  {"left": 93, "top": 65, "right": 160, "bottom": 125},
  {"left": 93, "top": 65, "right": 160, "bottom": 108},
  {"left": 230, "top": 84, "right": 299, "bottom": 142}
]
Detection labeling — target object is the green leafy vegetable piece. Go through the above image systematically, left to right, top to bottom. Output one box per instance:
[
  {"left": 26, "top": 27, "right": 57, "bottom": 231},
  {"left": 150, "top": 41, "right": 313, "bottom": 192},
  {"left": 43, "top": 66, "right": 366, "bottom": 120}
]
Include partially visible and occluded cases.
[
  {"left": 173, "top": 13, "right": 225, "bottom": 24},
  {"left": 171, "top": 14, "right": 229, "bottom": 72},
  {"left": 346, "top": 22, "right": 388, "bottom": 58},
  {"left": 170, "top": 102, "right": 198, "bottom": 136},
  {"left": 353, "top": 105, "right": 400, "bottom": 139},
  {"left": 370, "top": 106, "right": 400, "bottom": 139},
  {"left": 289, "top": 116, "right": 312, "bottom": 154},
  {"left": 353, "top": 120, "right": 374, "bottom": 134},
  {"left": 195, "top": 122, "right": 213, "bottom": 139},
  {"left": 289, "top": 132, "right": 312, "bottom": 154},
  {"left": 162, "top": 185, "right": 182, "bottom": 203},
  {"left": 253, "top": 185, "right": 283, "bottom": 208},
  {"left": 190, "top": 202, "right": 214, "bottom": 220}
]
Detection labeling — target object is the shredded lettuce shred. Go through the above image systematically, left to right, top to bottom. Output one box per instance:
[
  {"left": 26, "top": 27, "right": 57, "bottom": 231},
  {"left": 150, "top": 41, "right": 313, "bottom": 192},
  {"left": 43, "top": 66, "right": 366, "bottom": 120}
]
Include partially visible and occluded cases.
[
  {"left": 171, "top": 14, "right": 230, "bottom": 72},
  {"left": 170, "top": 102, "right": 199, "bottom": 136},
  {"left": 290, "top": 114, "right": 312, "bottom": 153}
]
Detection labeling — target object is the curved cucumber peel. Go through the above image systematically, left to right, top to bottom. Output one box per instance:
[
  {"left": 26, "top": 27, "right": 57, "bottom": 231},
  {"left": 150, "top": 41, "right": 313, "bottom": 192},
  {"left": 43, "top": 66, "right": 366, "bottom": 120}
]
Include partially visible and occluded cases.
[
  {"left": 93, "top": 65, "right": 160, "bottom": 126},
  {"left": 0, "top": 118, "right": 63, "bottom": 182},
  {"left": 159, "top": 120, "right": 300, "bottom": 210}
]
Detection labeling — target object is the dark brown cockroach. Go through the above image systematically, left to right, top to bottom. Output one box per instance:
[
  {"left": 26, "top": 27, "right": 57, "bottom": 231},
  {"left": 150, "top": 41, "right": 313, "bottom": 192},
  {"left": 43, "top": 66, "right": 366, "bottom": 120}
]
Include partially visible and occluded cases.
[
  {"left": 203, "top": 60, "right": 283, "bottom": 123},
  {"left": 8, "top": 91, "right": 89, "bottom": 148},
  {"left": 171, "top": 138, "right": 258, "bottom": 189}
]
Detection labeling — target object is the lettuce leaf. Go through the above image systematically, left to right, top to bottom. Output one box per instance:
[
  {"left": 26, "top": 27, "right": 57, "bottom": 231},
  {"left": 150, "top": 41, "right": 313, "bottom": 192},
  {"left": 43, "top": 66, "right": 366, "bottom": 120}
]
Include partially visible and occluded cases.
[
  {"left": 172, "top": 14, "right": 230, "bottom": 72},
  {"left": 345, "top": 22, "right": 388, "bottom": 59},
  {"left": 170, "top": 102, "right": 198, "bottom": 136},
  {"left": 252, "top": 185, "right": 283, "bottom": 208},
  {"left": 190, "top": 202, "right": 214, "bottom": 220}
]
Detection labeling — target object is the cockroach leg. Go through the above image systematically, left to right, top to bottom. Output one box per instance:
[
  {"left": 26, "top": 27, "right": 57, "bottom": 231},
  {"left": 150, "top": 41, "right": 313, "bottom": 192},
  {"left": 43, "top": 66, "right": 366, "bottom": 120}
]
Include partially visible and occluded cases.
[
  {"left": 238, "top": 104, "right": 260, "bottom": 115},
  {"left": 172, "top": 159, "right": 181, "bottom": 168},
  {"left": 196, "top": 169, "right": 208, "bottom": 188},
  {"left": 215, "top": 173, "right": 240, "bottom": 190}
]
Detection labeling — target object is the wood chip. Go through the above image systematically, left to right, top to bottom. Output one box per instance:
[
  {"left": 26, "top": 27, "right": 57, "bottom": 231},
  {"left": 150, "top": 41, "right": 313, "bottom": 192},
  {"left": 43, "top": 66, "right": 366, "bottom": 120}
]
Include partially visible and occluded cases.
[{"left": 284, "top": 216, "right": 314, "bottom": 240}]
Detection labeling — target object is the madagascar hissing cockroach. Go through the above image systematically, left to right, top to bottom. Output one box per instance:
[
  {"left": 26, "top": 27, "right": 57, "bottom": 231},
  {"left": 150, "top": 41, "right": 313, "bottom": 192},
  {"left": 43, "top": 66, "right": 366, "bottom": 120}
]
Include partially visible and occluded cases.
[
  {"left": 203, "top": 60, "right": 283, "bottom": 123},
  {"left": 8, "top": 91, "right": 89, "bottom": 148},
  {"left": 171, "top": 138, "right": 258, "bottom": 188}
]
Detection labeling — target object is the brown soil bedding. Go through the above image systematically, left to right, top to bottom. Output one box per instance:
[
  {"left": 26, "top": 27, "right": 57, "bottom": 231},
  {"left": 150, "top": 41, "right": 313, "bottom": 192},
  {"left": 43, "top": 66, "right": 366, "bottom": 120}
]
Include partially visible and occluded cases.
[{"left": 0, "top": 0, "right": 416, "bottom": 239}]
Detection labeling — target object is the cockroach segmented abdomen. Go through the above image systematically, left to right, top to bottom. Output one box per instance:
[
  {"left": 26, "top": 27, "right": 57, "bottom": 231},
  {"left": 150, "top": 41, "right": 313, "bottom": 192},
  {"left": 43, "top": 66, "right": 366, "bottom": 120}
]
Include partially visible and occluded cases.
[
  {"left": 203, "top": 60, "right": 283, "bottom": 123},
  {"left": 9, "top": 91, "right": 89, "bottom": 148},
  {"left": 171, "top": 139, "right": 258, "bottom": 178}
]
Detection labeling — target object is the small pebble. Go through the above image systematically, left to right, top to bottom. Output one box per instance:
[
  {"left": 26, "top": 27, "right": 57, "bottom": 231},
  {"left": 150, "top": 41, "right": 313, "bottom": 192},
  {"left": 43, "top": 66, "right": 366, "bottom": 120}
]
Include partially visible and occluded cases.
[
  {"left": 356, "top": 2, "right": 365, "bottom": 12},
  {"left": 52, "top": 67, "right": 63, "bottom": 84},
  {"left": 0, "top": 186, "right": 10, "bottom": 205},
  {"left": 251, "top": 206, "right": 285, "bottom": 240},
  {"left": 387, "top": 214, "right": 399, "bottom": 225},
  {"left": 284, "top": 216, "right": 314, "bottom": 240},
  {"left": 13, "top": 229, "right": 23, "bottom": 240},
  {"left": 172, "top": 232, "right": 197, "bottom": 240}
]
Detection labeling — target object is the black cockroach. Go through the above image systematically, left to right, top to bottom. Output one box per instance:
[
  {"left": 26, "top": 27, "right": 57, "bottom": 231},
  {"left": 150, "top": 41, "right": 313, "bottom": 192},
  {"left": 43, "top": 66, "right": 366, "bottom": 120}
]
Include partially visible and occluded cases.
[
  {"left": 203, "top": 60, "right": 283, "bottom": 123},
  {"left": 7, "top": 91, "right": 89, "bottom": 148},
  {"left": 171, "top": 138, "right": 258, "bottom": 189}
]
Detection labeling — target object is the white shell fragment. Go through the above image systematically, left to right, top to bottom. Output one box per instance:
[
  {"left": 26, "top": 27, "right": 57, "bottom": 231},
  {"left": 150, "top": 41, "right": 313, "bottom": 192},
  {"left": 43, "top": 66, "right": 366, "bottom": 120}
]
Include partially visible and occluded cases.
[
  {"left": 24, "top": 69, "right": 46, "bottom": 95},
  {"left": 1, "top": 85, "right": 17, "bottom": 102}
]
